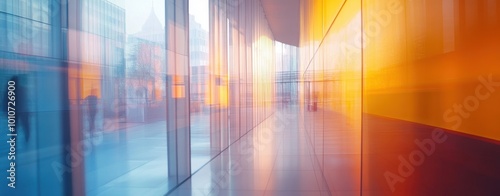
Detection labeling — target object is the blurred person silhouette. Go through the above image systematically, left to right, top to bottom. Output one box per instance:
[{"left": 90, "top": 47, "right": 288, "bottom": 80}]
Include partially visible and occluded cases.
[
  {"left": 3, "top": 75, "right": 30, "bottom": 142},
  {"left": 85, "top": 88, "right": 98, "bottom": 137},
  {"left": 312, "top": 92, "right": 318, "bottom": 112}
]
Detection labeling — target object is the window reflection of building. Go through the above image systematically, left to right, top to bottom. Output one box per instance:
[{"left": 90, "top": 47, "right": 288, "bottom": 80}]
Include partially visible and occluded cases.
[
  {"left": 0, "top": 0, "right": 125, "bottom": 195},
  {"left": 1, "top": 0, "right": 53, "bottom": 57},
  {"left": 1, "top": 0, "right": 125, "bottom": 131},
  {"left": 79, "top": 0, "right": 126, "bottom": 131},
  {"left": 125, "top": 6, "right": 166, "bottom": 122},
  {"left": 189, "top": 15, "right": 209, "bottom": 113},
  {"left": 275, "top": 42, "right": 299, "bottom": 106}
]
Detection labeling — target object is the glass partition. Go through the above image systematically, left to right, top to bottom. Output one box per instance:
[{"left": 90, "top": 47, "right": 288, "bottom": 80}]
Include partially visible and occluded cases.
[{"left": 299, "top": 0, "right": 500, "bottom": 195}]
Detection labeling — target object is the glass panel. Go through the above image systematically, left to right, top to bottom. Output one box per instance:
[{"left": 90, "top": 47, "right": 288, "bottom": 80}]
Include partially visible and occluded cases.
[
  {"left": 68, "top": 0, "right": 170, "bottom": 194},
  {"left": 189, "top": 0, "right": 212, "bottom": 173},
  {"left": 299, "top": 0, "right": 362, "bottom": 195},
  {"left": 362, "top": 0, "right": 500, "bottom": 195},
  {"left": 1, "top": 1, "right": 69, "bottom": 194}
]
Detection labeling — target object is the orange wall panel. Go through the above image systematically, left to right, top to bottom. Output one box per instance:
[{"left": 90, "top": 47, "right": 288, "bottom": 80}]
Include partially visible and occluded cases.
[{"left": 363, "top": 0, "right": 500, "bottom": 141}]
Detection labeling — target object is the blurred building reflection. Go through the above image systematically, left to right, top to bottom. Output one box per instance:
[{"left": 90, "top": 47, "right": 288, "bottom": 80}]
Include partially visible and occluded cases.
[
  {"left": 1, "top": 0, "right": 500, "bottom": 196},
  {"left": 126, "top": 7, "right": 166, "bottom": 123},
  {"left": 189, "top": 14, "right": 209, "bottom": 113}
]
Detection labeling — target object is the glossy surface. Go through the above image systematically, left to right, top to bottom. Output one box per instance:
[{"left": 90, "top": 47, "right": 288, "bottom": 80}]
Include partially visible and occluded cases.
[
  {"left": 0, "top": 0, "right": 278, "bottom": 195},
  {"left": 2, "top": 0, "right": 500, "bottom": 195},
  {"left": 299, "top": 0, "right": 500, "bottom": 195},
  {"left": 299, "top": 0, "right": 363, "bottom": 194},
  {"left": 362, "top": 0, "right": 500, "bottom": 194},
  {"left": 363, "top": 0, "right": 500, "bottom": 141},
  {"left": 169, "top": 106, "right": 332, "bottom": 196},
  {"left": 362, "top": 114, "right": 500, "bottom": 195}
]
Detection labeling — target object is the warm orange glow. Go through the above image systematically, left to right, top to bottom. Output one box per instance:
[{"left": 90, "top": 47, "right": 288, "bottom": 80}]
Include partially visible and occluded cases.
[
  {"left": 299, "top": 0, "right": 362, "bottom": 192},
  {"left": 363, "top": 0, "right": 500, "bottom": 141},
  {"left": 67, "top": 30, "right": 103, "bottom": 100},
  {"left": 173, "top": 75, "right": 186, "bottom": 98},
  {"left": 219, "top": 76, "right": 228, "bottom": 107},
  {"left": 173, "top": 85, "right": 185, "bottom": 99}
]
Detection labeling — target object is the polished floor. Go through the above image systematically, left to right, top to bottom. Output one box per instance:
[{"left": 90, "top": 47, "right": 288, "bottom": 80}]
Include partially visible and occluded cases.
[
  {"left": 7, "top": 104, "right": 499, "bottom": 196},
  {"left": 168, "top": 105, "right": 332, "bottom": 196},
  {"left": 84, "top": 113, "right": 212, "bottom": 195},
  {"left": 362, "top": 114, "right": 500, "bottom": 195}
]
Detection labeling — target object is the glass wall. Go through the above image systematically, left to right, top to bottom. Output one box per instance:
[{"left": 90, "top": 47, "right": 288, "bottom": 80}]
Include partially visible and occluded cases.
[
  {"left": 0, "top": 0, "right": 71, "bottom": 195},
  {"left": 0, "top": 0, "right": 173, "bottom": 195},
  {"left": 1, "top": 0, "right": 277, "bottom": 195},
  {"left": 6, "top": 0, "right": 499, "bottom": 195},
  {"left": 188, "top": 0, "right": 277, "bottom": 174},
  {"left": 189, "top": 0, "right": 212, "bottom": 172},
  {"left": 299, "top": 0, "right": 500, "bottom": 195},
  {"left": 299, "top": 0, "right": 362, "bottom": 195},
  {"left": 362, "top": 0, "right": 500, "bottom": 195},
  {"left": 275, "top": 41, "right": 299, "bottom": 108}
]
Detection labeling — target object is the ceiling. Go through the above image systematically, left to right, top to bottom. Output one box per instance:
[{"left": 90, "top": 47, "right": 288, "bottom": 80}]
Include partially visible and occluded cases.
[{"left": 260, "top": 0, "right": 300, "bottom": 46}]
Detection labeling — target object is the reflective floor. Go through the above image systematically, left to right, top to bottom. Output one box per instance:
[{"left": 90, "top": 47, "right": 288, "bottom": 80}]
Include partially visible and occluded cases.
[
  {"left": 168, "top": 105, "right": 332, "bottom": 196},
  {"left": 84, "top": 113, "right": 214, "bottom": 195},
  {"left": 362, "top": 114, "right": 500, "bottom": 195},
  {"left": 84, "top": 121, "right": 170, "bottom": 195}
]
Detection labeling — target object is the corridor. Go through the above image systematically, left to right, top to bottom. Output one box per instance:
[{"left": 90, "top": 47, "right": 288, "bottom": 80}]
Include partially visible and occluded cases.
[
  {"left": 1, "top": 0, "right": 500, "bottom": 195},
  {"left": 168, "top": 105, "right": 334, "bottom": 196}
]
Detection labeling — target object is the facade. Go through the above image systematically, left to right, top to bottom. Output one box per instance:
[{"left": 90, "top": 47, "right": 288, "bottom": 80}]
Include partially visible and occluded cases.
[
  {"left": 0, "top": 0, "right": 125, "bottom": 195},
  {"left": 1, "top": 0, "right": 499, "bottom": 195},
  {"left": 79, "top": 0, "right": 126, "bottom": 128},
  {"left": 299, "top": 0, "right": 500, "bottom": 194},
  {"left": 0, "top": 2, "right": 66, "bottom": 193},
  {"left": 125, "top": 7, "right": 167, "bottom": 122},
  {"left": 189, "top": 14, "right": 209, "bottom": 112}
]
